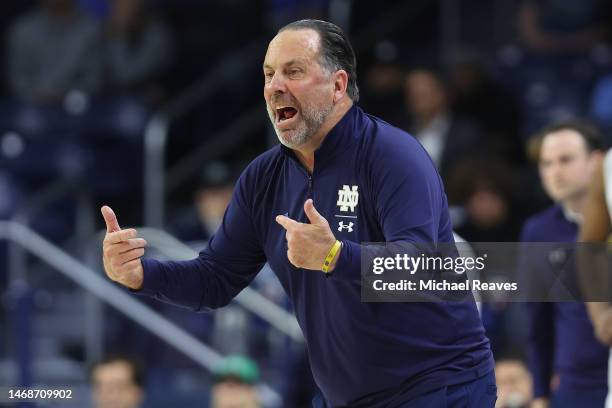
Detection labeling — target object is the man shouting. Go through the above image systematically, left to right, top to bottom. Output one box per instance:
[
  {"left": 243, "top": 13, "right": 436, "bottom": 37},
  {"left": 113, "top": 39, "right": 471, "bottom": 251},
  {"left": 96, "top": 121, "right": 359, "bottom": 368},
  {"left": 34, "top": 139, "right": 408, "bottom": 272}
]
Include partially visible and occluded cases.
[{"left": 101, "top": 19, "right": 495, "bottom": 408}]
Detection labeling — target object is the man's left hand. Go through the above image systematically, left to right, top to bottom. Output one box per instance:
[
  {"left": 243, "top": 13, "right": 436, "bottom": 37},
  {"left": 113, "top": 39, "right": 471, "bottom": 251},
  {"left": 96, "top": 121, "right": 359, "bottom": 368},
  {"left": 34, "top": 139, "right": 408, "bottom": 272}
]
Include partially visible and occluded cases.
[{"left": 276, "top": 199, "right": 340, "bottom": 272}]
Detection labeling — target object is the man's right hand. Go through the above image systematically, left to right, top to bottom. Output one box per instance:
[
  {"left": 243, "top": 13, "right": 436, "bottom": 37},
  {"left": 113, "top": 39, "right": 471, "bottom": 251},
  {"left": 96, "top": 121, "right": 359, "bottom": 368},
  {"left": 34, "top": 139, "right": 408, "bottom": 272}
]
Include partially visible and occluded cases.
[{"left": 101, "top": 206, "right": 147, "bottom": 290}]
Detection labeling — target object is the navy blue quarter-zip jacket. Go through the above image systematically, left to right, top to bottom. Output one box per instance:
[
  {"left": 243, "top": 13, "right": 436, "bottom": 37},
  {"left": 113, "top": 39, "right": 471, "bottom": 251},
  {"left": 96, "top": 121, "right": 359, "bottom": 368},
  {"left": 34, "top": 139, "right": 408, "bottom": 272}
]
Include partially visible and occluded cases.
[
  {"left": 137, "top": 105, "right": 494, "bottom": 407},
  {"left": 521, "top": 205, "right": 608, "bottom": 399}
]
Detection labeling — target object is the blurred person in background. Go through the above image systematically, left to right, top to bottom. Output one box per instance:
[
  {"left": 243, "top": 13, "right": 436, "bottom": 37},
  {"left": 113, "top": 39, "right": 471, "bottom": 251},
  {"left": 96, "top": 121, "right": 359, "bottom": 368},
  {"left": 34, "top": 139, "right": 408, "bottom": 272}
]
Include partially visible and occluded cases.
[
  {"left": 6, "top": 0, "right": 102, "bottom": 104},
  {"left": 104, "top": 0, "right": 172, "bottom": 105},
  {"left": 512, "top": 0, "right": 612, "bottom": 138},
  {"left": 517, "top": 0, "right": 610, "bottom": 54},
  {"left": 447, "top": 53, "right": 523, "bottom": 165},
  {"left": 360, "top": 60, "right": 404, "bottom": 125},
  {"left": 402, "top": 67, "right": 484, "bottom": 183},
  {"left": 520, "top": 121, "right": 608, "bottom": 408},
  {"left": 447, "top": 159, "right": 527, "bottom": 359},
  {"left": 448, "top": 159, "right": 521, "bottom": 243},
  {"left": 170, "top": 161, "right": 236, "bottom": 244},
  {"left": 91, "top": 355, "right": 144, "bottom": 408},
  {"left": 211, "top": 355, "right": 260, "bottom": 408},
  {"left": 495, "top": 358, "right": 533, "bottom": 408}
]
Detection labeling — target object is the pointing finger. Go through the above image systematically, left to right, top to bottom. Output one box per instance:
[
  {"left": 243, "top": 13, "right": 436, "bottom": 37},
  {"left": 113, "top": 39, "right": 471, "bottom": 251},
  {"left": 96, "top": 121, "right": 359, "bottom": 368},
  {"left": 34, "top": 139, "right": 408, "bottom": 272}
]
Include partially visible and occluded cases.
[
  {"left": 101, "top": 206, "right": 121, "bottom": 233},
  {"left": 276, "top": 215, "right": 300, "bottom": 230}
]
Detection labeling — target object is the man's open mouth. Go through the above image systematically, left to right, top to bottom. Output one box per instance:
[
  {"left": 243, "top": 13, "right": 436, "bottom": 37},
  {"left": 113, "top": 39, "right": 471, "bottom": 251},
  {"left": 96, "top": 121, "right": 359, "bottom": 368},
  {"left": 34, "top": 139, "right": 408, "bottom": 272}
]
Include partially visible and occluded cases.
[{"left": 275, "top": 106, "right": 298, "bottom": 124}]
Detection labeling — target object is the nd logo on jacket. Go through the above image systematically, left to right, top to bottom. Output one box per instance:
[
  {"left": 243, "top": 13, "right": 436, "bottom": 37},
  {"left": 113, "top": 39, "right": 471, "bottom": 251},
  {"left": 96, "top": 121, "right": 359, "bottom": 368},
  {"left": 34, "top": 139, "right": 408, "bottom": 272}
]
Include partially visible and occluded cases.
[
  {"left": 335, "top": 185, "right": 358, "bottom": 233},
  {"left": 337, "top": 185, "right": 359, "bottom": 212}
]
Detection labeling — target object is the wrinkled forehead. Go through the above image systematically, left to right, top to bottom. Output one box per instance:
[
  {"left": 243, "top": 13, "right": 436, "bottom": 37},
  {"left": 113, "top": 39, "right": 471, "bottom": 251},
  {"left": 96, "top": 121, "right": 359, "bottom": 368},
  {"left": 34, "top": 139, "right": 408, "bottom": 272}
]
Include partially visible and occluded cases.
[{"left": 264, "top": 29, "right": 321, "bottom": 68}]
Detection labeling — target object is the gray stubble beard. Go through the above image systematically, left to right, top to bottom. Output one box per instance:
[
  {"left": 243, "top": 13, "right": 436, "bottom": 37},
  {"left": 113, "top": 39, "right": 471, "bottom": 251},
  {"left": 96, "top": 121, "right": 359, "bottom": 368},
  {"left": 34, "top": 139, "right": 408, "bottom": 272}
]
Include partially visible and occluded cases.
[{"left": 268, "top": 99, "right": 334, "bottom": 149}]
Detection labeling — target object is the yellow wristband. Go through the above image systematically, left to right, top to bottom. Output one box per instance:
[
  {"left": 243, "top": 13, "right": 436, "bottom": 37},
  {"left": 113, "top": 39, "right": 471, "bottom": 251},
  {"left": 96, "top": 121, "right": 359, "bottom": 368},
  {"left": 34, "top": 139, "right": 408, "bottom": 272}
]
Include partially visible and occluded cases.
[{"left": 322, "top": 240, "right": 342, "bottom": 273}]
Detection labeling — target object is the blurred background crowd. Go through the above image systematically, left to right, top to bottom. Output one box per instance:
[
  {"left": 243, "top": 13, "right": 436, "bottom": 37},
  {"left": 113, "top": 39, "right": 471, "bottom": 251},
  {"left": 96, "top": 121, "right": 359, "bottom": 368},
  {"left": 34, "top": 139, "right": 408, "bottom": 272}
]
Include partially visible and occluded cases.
[{"left": 1, "top": 0, "right": 612, "bottom": 407}]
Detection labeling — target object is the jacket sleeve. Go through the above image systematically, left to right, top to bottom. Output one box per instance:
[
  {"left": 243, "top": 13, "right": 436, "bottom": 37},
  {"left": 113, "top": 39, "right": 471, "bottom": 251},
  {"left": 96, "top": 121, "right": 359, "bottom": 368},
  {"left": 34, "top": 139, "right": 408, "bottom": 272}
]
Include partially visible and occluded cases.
[
  {"left": 331, "top": 135, "right": 446, "bottom": 282},
  {"left": 135, "top": 170, "right": 266, "bottom": 311}
]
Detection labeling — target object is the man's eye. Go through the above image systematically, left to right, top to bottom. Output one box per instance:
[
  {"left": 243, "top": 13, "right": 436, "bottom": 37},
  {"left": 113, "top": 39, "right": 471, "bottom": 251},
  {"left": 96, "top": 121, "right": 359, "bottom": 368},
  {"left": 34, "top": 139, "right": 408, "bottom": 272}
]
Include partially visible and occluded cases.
[
  {"left": 288, "top": 69, "right": 301, "bottom": 76},
  {"left": 264, "top": 73, "right": 274, "bottom": 82}
]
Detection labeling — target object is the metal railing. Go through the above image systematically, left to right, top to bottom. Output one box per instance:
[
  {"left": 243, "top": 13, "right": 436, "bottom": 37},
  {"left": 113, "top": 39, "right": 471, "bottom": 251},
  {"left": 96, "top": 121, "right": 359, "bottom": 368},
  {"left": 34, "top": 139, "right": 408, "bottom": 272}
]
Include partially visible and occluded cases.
[
  {"left": 143, "top": 40, "right": 265, "bottom": 228},
  {"left": 165, "top": 104, "right": 266, "bottom": 192},
  {"left": 8, "top": 179, "right": 94, "bottom": 283},
  {"left": 0, "top": 221, "right": 282, "bottom": 402},
  {"left": 88, "top": 227, "right": 304, "bottom": 342}
]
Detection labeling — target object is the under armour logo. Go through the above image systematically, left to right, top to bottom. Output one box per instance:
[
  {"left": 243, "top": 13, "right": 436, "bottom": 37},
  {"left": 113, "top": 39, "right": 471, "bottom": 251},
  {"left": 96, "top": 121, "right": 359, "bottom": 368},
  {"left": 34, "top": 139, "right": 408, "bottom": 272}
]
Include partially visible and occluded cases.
[
  {"left": 337, "top": 185, "right": 359, "bottom": 212},
  {"left": 338, "top": 221, "right": 354, "bottom": 232}
]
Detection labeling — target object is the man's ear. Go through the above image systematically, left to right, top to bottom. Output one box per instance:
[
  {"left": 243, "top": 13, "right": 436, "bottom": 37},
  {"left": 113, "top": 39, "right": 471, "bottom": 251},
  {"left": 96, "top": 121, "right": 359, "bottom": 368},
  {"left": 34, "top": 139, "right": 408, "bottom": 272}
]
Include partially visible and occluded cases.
[{"left": 332, "top": 69, "right": 349, "bottom": 102}]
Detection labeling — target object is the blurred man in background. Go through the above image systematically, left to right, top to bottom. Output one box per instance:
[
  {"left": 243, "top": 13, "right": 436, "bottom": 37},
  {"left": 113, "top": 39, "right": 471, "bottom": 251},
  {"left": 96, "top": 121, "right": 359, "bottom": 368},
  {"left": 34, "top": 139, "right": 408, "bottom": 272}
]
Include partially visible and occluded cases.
[
  {"left": 7, "top": 0, "right": 102, "bottom": 103},
  {"left": 105, "top": 0, "right": 172, "bottom": 105},
  {"left": 517, "top": 0, "right": 610, "bottom": 54},
  {"left": 402, "top": 68, "right": 484, "bottom": 183},
  {"left": 520, "top": 121, "right": 608, "bottom": 408},
  {"left": 448, "top": 159, "right": 521, "bottom": 243},
  {"left": 170, "top": 161, "right": 236, "bottom": 244},
  {"left": 211, "top": 355, "right": 261, "bottom": 408},
  {"left": 91, "top": 356, "right": 144, "bottom": 408},
  {"left": 495, "top": 358, "right": 533, "bottom": 408}
]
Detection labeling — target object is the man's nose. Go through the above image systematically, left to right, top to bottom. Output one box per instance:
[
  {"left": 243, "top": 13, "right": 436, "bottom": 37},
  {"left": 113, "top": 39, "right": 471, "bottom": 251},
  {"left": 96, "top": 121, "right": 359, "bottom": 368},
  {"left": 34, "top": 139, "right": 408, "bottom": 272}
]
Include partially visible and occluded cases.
[{"left": 268, "top": 72, "right": 287, "bottom": 93}]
